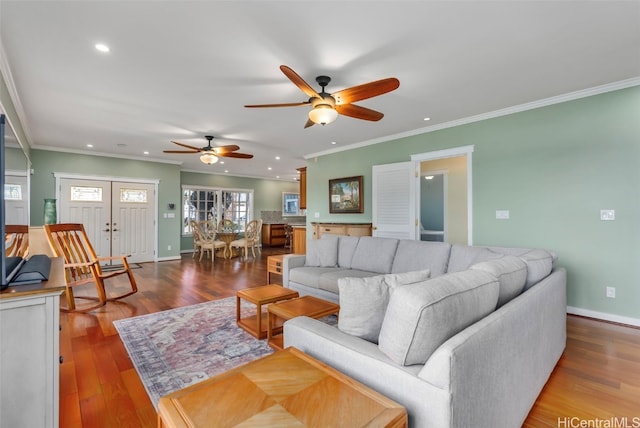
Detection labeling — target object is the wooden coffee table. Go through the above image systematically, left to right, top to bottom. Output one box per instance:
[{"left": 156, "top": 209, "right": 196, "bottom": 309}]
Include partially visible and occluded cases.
[
  {"left": 236, "top": 285, "right": 299, "bottom": 339},
  {"left": 267, "top": 295, "right": 340, "bottom": 350},
  {"left": 157, "top": 347, "right": 407, "bottom": 428}
]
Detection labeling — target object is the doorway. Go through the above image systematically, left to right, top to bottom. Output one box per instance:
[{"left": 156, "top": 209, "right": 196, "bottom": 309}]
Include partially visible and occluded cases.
[{"left": 56, "top": 175, "right": 157, "bottom": 263}]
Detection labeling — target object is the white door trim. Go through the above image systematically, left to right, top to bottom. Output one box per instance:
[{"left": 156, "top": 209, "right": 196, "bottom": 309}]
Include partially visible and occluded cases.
[
  {"left": 411, "top": 145, "right": 474, "bottom": 245},
  {"left": 54, "top": 172, "right": 159, "bottom": 261}
]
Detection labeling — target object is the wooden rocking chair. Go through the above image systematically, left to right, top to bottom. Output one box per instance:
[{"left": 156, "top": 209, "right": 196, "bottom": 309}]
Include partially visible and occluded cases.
[
  {"left": 44, "top": 223, "right": 138, "bottom": 312},
  {"left": 5, "top": 225, "right": 29, "bottom": 258}
]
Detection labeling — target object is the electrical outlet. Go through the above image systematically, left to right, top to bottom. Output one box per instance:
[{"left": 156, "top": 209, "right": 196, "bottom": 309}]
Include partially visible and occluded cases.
[
  {"left": 496, "top": 210, "right": 510, "bottom": 220},
  {"left": 600, "top": 210, "right": 615, "bottom": 221},
  {"left": 168, "top": 245, "right": 172, "bottom": 251},
  {"left": 606, "top": 286, "right": 616, "bottom": 298}
]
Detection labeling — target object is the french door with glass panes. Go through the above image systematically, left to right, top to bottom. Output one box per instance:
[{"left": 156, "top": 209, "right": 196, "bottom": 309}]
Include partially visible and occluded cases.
[{"left": 58, "top": 177, "right": 156, "bottom": 263}]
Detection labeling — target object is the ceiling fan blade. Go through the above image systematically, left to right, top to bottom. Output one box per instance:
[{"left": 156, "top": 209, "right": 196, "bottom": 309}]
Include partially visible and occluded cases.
[
  {"left": 280, "top": 65, "right": 322, "bottom": 99},
  {"left": 332, "top": 78, "right": 400, "bottom": 105},
  {"left": 245, "top": 101, "right": 310, "bottom": 108},
  {"left": 335, "top": 104, "right": 384, "bottom": 121},
  {"left": 304, "top": 118, "right": 315, "bottom": 128},
  {"left": 170, "top": 140, "right": 203, "bottom": 151},
  {"left": 213, "top": 145, "right": 241, "bottom": 154},
  {"left": 163, "top": 149, "right": 201, "bottom": 154},
  {"left": 218, "top": 152, "right": 254, "bottom": 159}
]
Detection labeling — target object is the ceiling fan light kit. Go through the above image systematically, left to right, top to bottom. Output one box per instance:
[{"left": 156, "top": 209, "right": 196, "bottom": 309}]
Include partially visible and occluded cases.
[
  {"left": 308, "top": 104, "right": 338, "bottom": 125},
  {"left": 200, "top": 151, "right": 218, "bottom": 164}
]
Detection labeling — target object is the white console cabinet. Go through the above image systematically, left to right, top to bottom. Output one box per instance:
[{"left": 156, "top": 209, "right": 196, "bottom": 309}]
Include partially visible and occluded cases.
[{"left": 0, "top": 258, "right": 64, "bottom": 428}]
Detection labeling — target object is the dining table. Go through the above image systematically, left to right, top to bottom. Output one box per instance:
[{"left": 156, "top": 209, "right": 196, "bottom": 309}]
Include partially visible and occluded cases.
[{"left": 216, "top": 232, "right": 237, "bottom": 258}]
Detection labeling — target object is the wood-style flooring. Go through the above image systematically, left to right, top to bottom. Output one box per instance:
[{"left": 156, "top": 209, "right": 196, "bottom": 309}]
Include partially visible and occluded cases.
[{"left": 58, "top": 248, "right": 640, "bottom": 427}]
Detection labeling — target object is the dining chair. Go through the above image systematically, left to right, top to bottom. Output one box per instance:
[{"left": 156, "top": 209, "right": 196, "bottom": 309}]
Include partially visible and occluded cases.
[
  {"left": 231, "top": 219, "right": 263, "bottom": 259},
  {"left": 190, "top": 220, "right": 203, "bottom": 259},
  {"left": 192, "top": 220, "right": 225, "bottom": 262},
  {"left": 43, "top": 223, "right": 138, "bottom": 312},
  {"left": 5, "top": 224, "right": 29, "bottom": 258}
]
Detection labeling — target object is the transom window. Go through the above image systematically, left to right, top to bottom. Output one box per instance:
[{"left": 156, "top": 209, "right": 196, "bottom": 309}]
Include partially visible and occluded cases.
[
  {"left": 4, "top": 184, "right": 22, "bottom": 201},
  {"left": 70, "top": 186, "right": 103, "bottom": 202},
  {"left": 182, "top": 186, "right": 253, "bottom": 235},
  {"left": 120, "top": 188, "right": 148, "bottom": 203}
]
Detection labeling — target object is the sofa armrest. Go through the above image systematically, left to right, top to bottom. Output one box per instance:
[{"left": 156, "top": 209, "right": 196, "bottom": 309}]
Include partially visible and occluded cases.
[
  {"left": 282, "top": 254, "right": 306, "bottom": 288},
  {"left": 420, "top": 268, "right": 567, "bottom": 428},
  {"left": 284, "top": 317, "right": 451, "bottom": 428}
]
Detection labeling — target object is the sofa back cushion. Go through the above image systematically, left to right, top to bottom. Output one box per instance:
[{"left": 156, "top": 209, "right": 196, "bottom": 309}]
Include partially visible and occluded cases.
[
  {"left": 304, "top": 235, "right": 339, "bottom": 267},
  {"left": 336, "top": 235, "right": 360, "bottom": 268},
  {"left": 350, "top": 237, "right": 399, "bottom": 274},
  {"left": 391, "top": 240, "right": 451, "bottom": 277},
  {"left": 446, "top": 244, "right": 503, "bottom": 273},
  {"left": 486, "top": 247, "right": 556, "bottom": 290},
  {"left": 470, "top": 255, "right": 527, "bottom": 307},
  {"left": 338, "top": 269, "right": 432, "bottom": 343},
  {"left": 378, "top": 270, "right": 500, "bottom": 366}
]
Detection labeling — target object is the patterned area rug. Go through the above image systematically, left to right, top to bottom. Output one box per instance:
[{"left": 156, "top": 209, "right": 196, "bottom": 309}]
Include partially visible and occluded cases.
[{"left": 114, "top": 297, "right": 275, "bottom": 408}]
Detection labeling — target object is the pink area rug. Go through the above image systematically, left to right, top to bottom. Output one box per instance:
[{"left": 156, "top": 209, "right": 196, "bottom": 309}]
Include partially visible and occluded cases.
[{"left": 114, "top": 297, "right": 274, "bottom": 408}]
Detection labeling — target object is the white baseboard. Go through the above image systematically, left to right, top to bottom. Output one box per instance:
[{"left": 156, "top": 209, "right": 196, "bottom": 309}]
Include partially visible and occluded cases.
[
  {"left": 156, "top": 255, "right": 182, "bottom": 262},
  {"left": 567, "top": 306, "right": 640, "bottom": 327}
]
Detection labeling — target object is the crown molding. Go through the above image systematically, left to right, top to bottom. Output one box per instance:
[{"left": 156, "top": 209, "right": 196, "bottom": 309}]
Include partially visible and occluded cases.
[
  {"left": 0, "top": 37, "right": 33, "bottom": 147},
  {"left": 304, "top": 77, "right": 640, "bottom": 160},
  {"left": 32, "top": 144, "right": 183, "bottom": 165}
]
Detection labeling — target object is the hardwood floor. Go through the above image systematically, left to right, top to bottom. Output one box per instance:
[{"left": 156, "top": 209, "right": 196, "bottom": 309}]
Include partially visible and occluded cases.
[{"left": 58, "top": 249, "right": 640, "bottom": 427}]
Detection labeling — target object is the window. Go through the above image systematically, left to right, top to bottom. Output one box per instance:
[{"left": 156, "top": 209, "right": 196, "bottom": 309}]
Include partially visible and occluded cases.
[
  {"left": 4, "top": 184, "right": 22, "bottom": 201},
  {"left": 70, "top": 186, "right": 103, "bottom": 202},
  {"left": 182, "top": 186, "right": 253, "bottom": 236},
  {"left": 120, "top": 188, "right": 148, "bottom": 203}
]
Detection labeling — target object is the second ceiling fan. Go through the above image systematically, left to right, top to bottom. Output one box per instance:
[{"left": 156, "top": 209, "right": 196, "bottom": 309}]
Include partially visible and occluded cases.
[
  {"left": 245, "top": 65, "right": 400, "bottom": 128},
  {"left": 164, "top": 135, "right": 253, "bottom": 165}
]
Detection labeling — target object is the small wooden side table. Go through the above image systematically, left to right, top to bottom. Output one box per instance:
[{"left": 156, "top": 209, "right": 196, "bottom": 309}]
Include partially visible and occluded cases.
[
  {"left": 266, "top": 254, "right": 285, "bottom": 284},
  {"left": 236, "top": 285, "right": 299, "bottom": 339},
  {"left": 267, "top": 296, "right": 340, "bottom": 350},
  {"left": 157, "top": 347, "right": 407, "bottom": 428}
]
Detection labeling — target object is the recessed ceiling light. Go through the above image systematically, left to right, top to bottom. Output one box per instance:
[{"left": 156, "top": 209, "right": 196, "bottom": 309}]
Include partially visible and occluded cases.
[
  {"left": 95, "top": 43, "right": 110, "bottom": 53},
  {"left": 423, "top": 117, "right": 431, "bottom": 121},
  {"left": 331, "top": 141, "right": 337, "bottom": 145},
  {"left": 86, "top": 144, "right": 93, "bottom": 148},
  {"left": 143, "top": 151, "right": 149, "bottom": 155},
  {"left": 275, "top": 156, "right": 280, "bottom": 160},
  {"left": 220, "top": 161, "right": 225, "bottom": 164},
  {"left": 268, "top": 167, "right": 272, "bottom": 171},
  {"left": 224, "top": 170, "right": 229, "bottom": 173},
  {"left": 276, "top": 176, "right": 280, "bottom": 179}
]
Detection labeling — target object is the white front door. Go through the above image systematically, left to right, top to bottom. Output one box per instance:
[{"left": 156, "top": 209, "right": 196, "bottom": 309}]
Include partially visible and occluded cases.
[
  {"left": 4, "top": 172, "right": 28, "bottom": 225},
  {"left": 59, "top": 177, "right": 155, "bottom": 263},
  {"left": 111, "top": 181, "right": 155, "bottom": 262}
]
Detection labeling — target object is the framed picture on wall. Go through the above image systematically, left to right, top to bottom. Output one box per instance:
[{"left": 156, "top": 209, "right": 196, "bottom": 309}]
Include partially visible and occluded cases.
[{"left": 329, "top": 176, "right": 363, "bottom": 214}]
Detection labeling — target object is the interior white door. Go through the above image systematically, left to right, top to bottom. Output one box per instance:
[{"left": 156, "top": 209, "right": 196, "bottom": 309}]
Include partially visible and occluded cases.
[
  {"left": 372, "top": 161, "right": 418, "bottom": 239},
  {"left": 4, "top": 172, "right": 28, "bottom": 225},
  {"left": 59, "top": 178, "right": 111, "bottom": 257},
  {"left": 111, "top": 181, "right": 155, "bottom": 263}
]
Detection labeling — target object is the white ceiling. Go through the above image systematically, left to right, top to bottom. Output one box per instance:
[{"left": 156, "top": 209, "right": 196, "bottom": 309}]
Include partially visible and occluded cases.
[{"left": 1, "top": 1, "right": 639, "bottom": 181}]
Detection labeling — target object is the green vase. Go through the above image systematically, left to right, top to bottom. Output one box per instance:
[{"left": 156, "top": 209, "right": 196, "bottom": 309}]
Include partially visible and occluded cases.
[{"left": 44, "top": 198, "right": 57, "bottom": 225}]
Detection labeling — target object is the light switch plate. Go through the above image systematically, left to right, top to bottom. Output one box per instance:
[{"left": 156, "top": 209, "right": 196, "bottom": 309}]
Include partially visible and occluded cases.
[
  {"left": 496, "top": 210, "right": 510, "bottom": 220},
  {"left": 600, "top": 210, "right": 615, "bottom": 221}
]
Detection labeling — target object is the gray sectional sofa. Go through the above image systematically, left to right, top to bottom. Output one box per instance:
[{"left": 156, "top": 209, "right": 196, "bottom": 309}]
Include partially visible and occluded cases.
[{"left": 281, "top": 235, "right": 566, "bottom": 428}]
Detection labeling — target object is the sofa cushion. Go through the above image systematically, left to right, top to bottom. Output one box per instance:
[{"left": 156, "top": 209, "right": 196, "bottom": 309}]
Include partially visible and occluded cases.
[
  {"left": 337, "top": 235, "right": 360, "bottom": 268},
  {"left": 304, "top": 236, "right": 339, "bottom": 267},
  {"left": 350, "top": 237, "right": 399, "bottom": 274},
  {"left": 391, "top": 240, "right": 451, "bottom": 277},
  {"left": 446, "top": 244, "right": 503, "bottom": 273},
  {"left": 518, "top": 249, "right": 554, "bottom": 290},
  {"left": 470, "top": 255, "right": 527, "bottom": 307},
  {"left": 289, "top": 267, "right": 345, "bottom": 289},
  {"left": 318, "top": 269, "right": 380, "bottom": 294},
  {"left": 338, "top": 269, "right": 432, "bottom": 343},
  {"left": 378, "top": 270, "right": 500, "bottom": 366}
]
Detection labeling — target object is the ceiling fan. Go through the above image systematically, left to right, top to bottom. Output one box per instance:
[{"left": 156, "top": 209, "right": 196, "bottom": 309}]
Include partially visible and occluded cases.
[
  {"left": 245, "top": 65, "right": 400, "bottom": 128},
  {"left": 164, "top": 135, "right": 253, "bottom": 164}
]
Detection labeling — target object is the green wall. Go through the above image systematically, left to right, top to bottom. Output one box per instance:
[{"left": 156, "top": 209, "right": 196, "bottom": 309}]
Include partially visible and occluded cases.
[
  {"left": 306, "top": 86, "right": 640, "bottom": 320},
  {"left": 29, "top": 150, "right": 182, "bottom": 259}
]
